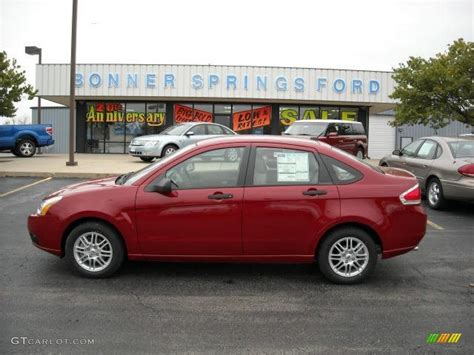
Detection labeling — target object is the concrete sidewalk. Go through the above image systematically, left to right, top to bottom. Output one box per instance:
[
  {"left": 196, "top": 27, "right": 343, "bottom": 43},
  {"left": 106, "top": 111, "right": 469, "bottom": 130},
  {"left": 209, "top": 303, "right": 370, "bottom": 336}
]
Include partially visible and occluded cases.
[
  {"left": 0, "top": 152, "right": 381, "bottom": 179},
  {"left": 0, "top": 153, "right": 150, "bottom": 178}
]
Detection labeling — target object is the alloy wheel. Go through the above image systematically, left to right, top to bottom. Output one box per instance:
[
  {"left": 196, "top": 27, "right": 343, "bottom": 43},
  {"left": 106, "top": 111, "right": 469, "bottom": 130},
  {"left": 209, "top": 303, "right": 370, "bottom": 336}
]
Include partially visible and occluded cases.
[
  {"left": 20, "top": 142, "right": 34, "bottom": 156},
  {"left": 164, "top": 147, "right": 177, "bottom": 156},
  {"left": 428, "top": 182, "right": 440, "bottom": 206},
  {"left": 73, "top": 232, "right": 113, "bottom": 272},
  {"left": 328, "top": 237, "right": 369, "bottom": 278}
]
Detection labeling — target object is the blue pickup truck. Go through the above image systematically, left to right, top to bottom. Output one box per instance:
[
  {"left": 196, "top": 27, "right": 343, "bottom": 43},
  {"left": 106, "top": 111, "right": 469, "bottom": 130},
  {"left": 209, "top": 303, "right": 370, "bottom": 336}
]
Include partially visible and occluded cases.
[{"left": 0, "top": 124, "right": 55, "bottom": 157}]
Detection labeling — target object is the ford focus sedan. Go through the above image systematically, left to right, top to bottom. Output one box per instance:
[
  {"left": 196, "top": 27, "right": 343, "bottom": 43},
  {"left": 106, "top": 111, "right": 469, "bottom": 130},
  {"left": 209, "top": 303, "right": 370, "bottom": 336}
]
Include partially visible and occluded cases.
[{"left": 28, "top": 136, "right": 427, "bottom": 284}]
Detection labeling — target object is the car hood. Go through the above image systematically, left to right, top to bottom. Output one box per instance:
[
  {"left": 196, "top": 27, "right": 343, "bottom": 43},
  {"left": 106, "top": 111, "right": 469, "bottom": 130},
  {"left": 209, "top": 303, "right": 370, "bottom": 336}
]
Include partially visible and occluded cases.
[{"left": 45, "top": 177, "right": 118, "bottom": 199}]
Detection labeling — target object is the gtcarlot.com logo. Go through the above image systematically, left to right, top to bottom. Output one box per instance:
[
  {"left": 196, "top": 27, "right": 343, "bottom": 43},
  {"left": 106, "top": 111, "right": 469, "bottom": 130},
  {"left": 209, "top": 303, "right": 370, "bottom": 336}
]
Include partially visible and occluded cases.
[
  {"left": 426, "top": 333, "right": 462, "bottom": 344},
  {"left": 11, "top": 337, "right": 95, "bottom": 346}
]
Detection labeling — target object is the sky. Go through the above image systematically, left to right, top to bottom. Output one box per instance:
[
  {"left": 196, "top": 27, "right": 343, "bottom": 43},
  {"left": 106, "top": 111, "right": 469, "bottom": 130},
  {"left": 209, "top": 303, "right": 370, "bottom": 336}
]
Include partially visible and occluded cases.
[{"left": 1, "top": 0, "right": 473, "bottom": 121}]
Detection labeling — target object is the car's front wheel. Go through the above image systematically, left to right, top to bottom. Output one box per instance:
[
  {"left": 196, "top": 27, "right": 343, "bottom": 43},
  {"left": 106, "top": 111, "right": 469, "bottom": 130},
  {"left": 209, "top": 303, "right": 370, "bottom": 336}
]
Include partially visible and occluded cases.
[
  {"left": 162, "top": 144, "right": 178, "bottom": 157},
  {"left": 427, "top": 178, "right": 446, "bottom": 210},
  {"left": 65, "top": 222, "right": 125, "bottom": 278},
  {"left": 317, "top": 227, "right": 377, "bottom": 284}
]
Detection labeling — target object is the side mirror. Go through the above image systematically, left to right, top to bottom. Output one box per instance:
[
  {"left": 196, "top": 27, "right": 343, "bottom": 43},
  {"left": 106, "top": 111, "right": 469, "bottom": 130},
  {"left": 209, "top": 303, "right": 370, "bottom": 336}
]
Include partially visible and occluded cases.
[
  {"left": 185, "top": 131, "right": 195, "bottom": 137},
  {"left": 327, "top": 131, "right": 338, "bottom": 137},
  {"left": 392, "top": 149, "right": 402, "bottom": 156},
  {"left": 145, "top": 177, "right": 177, "bottom": 194}
]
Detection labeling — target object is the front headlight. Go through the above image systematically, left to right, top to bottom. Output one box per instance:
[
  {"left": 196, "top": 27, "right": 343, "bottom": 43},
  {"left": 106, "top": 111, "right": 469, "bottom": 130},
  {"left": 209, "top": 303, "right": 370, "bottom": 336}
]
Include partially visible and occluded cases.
[
  {"left": 145, "top": 141, "right": 159, "bottom": 147},
  {"left": 36, "top": 196, "right": 63, "bottom": 216}
]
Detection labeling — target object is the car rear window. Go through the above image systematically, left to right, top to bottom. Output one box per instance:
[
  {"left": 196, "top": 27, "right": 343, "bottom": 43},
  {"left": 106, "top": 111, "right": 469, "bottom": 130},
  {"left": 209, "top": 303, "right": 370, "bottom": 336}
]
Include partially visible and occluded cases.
[
  {"left": 351, "top": 123, "right": 366, "bottom": 135},
  {"left": 448, "top": 141, "right": 474, "bottom": 158}
]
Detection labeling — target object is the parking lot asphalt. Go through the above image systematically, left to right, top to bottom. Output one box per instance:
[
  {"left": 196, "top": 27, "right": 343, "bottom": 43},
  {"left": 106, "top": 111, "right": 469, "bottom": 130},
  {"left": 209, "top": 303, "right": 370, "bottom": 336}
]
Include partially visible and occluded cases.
[{"left": 0, "top": 177, "right": 473, "bottom": 354}]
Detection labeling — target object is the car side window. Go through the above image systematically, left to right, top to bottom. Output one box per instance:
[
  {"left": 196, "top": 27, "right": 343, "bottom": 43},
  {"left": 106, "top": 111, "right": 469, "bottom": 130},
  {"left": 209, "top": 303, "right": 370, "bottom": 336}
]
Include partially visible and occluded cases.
[
  {"left": 326, "top": 123, "right": 337, "bottom": 134},
  {"left": 337, "top": 123, "right": 352, "bottom": 135},
  {"left": 352, "top": 123, "right": 365, "bottom": 135},
  {"left": 188, "top": 125, "right": 206, "bottom": 135},
  {"left": 207, "top": 125, "right": 225, "bottom": 135},
  {"left": 223, "top": 127, "right": 235, "bottom": 135},
  {"left": 401, "top": 140, "right": 424, "bottom": 157},
  {"left": 416, "top": 140, "right": 438, "bottom": 160},
  {"left": 435, "top": 144, "right": 443, "bottom": 158},
  {"left": 163, "top": 147, "right": 245, "bottom": 189},
  {"left": 251, "top": 147, "right": 331, "bottom": 186},
  {"left": 320, "top": 154, "right": 363, "bottom": 184}
]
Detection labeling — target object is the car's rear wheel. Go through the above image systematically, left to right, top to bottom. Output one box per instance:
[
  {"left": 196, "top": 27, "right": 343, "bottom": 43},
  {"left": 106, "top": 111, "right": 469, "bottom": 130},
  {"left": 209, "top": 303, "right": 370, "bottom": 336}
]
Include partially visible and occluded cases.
[
  {"left": 16, "top": 138, "right": 37, "bottom": 157},
  {"left": 162, "top": 144, "right": 178, "bottom": 157},
  {"left": 356, "top": 147, "right": 365, "bottom": 159},
  {"left": 140, "top": 157, "right": 154, "bottom": 162},
  {"left": 427, "top": 178, "right": 446, "bottom": 210},
  {"left": 65, "top": 222, "right": 125, "bottom": 278},
  {"left": 317, "top": 227, "right": 377, "bottom": 284}
]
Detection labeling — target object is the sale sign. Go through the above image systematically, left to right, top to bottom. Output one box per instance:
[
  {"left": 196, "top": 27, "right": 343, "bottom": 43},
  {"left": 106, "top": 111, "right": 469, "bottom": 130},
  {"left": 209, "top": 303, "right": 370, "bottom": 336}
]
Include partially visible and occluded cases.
[
  {"left": 174, "top": 104, "right": 212, "bottom": 123},
  {"left": 232, "top": 106, "right": 271, "bottom": 132}
]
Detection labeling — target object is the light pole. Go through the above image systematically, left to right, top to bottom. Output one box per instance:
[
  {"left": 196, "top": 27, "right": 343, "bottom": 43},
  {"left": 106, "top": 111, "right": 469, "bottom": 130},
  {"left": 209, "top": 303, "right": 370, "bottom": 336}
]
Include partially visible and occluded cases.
[
  {"left": 66, "top": 0, "right": 78, "bottom": 166},
  {"left": 25, "top": 46, "right": 42, "bottom": 154}
]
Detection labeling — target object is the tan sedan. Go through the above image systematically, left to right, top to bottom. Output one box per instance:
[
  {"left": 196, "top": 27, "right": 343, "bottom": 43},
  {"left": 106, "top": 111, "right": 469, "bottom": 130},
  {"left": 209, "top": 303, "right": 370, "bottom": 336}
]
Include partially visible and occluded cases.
[{"left": 379, "top": 136, "right": 474, "bottom": 209}]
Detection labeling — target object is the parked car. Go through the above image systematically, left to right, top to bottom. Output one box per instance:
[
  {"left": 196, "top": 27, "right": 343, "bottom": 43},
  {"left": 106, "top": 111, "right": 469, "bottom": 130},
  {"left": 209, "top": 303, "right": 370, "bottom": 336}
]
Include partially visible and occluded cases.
[
  {"left": 283, "top": 119, "right": 368, "bottom": 159},
  {"left": 128, "top": 122, "right": 236, "bottom": 162},
  {"left": 0, "top": 124, "right": 54, "bottom": 157},
  {"left": 28, "top": 136, "right": 427, "bottom": 284},
  {"left": 379, "top": 136, "right": 474, "bottom": 209}
]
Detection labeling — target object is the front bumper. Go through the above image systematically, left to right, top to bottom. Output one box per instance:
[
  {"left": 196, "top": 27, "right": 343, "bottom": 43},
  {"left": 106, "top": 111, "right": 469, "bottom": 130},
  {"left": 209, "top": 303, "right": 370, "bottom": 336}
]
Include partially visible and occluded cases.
[
  {"left": 128, "top": 145, "right": 161, "bottom": 157},
  {"left": 27, "top": 214, "right": 62, "bottom": 256}
]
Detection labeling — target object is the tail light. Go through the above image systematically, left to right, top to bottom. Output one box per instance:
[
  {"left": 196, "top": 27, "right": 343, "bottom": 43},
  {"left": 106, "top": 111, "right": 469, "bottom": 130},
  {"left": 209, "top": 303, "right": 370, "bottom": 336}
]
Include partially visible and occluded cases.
[
  {"left": 46, "top": 127, "right": 53, "bottom": 136},
  {"left": 458, "top": 164, "right": 474, "bottom": 177},
  {"left": 399, "top": 184, "right": 421, "bottom": 205}
]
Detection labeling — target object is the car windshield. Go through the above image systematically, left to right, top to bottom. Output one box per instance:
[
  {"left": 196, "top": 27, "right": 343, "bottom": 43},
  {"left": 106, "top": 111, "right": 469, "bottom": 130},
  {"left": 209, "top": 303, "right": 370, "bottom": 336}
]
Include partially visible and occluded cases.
[
  {"left": 284, "top": 122, "right": 327, "bottom": 136},
  {"left": 160, "top": 124, "right": 191, "bottom": 136},
  {"left": 448, "top": 141, "right": 474, "bottom": 158},
  {"left": 120, "top": 144, "right": 197, "bottom": 185}
]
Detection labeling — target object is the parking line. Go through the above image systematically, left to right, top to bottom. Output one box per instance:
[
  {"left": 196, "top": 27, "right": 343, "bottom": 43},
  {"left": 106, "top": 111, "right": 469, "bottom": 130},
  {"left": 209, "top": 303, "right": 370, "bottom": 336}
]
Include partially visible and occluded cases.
[
  {"left": 0, "top": 177, "right": 53, "bottom": 198},
  {"left": 427, "top": 220, "right": 444, "bottom": 230}
]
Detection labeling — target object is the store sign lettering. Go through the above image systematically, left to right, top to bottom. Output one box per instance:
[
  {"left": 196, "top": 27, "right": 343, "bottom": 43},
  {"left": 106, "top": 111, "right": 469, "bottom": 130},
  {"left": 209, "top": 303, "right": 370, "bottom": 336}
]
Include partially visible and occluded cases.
[
  {"left": 75, "top": 73, "right": 381, "bottom": 95},
  {"left": 86, "top": 103, "right": 165, "bottom": 126},
  {"left": 174, "top": 104, "right": 212, "bottom": 123},
  {"left": 232, "top": 106, "right": 271, "bottom": 132}
]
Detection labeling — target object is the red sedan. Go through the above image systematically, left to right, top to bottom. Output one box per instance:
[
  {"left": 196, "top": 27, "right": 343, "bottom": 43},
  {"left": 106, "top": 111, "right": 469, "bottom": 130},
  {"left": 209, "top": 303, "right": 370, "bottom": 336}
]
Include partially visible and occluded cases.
[{"left": 28, "top": 136, "right": 427, "bottom": 284}]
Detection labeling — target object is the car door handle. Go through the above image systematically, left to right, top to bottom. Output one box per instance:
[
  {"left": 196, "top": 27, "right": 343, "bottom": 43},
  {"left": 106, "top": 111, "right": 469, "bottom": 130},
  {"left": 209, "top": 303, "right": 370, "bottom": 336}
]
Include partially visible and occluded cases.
[
  {"left": 303, "top": 189, "right": 327, "bottom": 196},
  {"left": 208, "top": 192, "right": 233, "bottom": 200}
]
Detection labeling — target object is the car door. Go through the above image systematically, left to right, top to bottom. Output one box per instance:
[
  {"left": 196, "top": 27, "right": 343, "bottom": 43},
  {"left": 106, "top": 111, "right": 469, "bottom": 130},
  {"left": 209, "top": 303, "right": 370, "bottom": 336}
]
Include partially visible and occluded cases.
[
  {"left": 337, "top": 122, "right": 355, "bottom": 154},
  {"left": 180, "top": 124, "right": 207, "bottom": 147},
  {"left": 391, "top": 139, "right": 425, "bottom": 169},
  {"left": 406, "top": 139, "right": 438, "bottom": 184},
  {"left": 242, "top": 144, "right": 340, "bottom": 256},
  {"left": 135, "top": 145, "right": 249, "bottom": 256}
]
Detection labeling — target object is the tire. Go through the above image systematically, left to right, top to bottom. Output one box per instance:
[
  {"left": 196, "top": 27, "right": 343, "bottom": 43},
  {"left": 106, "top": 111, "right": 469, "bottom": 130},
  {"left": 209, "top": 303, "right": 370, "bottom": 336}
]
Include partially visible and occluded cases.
[
  {"left": 16, "top": 138, "right": 37, "bottom": 157},
  {"left": 161, "top": 144, "right": 178, "bottom": 157},
  {"left": 356, "top": 147, "right": 365, "bottom": 159},
  {"left": 11, "top": 148, "right": 21, "bottom": 157},
  {"left": 140, "top": 157, "right": 154, "bottom": 163},
  {"left": 427, "top": 178, "right": 446, "bottom": 210},
  {"left": 65, "top": 222, "right": 125, "bottom": 278},
  {"left": 317, "top": 227, "right": 377, "bottom": 284}
]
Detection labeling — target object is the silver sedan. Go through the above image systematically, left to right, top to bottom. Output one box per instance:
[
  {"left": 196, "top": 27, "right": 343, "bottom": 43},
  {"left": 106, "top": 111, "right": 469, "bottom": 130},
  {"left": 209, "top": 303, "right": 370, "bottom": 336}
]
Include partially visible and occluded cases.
[
  {"left": 129, "top": 122, "right": 236, "bottom": 162},
  {"left": 379, "top": 136, "right": 474, "bottom": 209}
]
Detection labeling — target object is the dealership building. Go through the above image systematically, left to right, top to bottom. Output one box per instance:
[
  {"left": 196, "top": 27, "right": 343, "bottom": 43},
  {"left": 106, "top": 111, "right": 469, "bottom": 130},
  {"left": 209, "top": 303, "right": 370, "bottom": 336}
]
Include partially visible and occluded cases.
[{"left": 33, "top": 63, "right": 471, "bottom": 158}]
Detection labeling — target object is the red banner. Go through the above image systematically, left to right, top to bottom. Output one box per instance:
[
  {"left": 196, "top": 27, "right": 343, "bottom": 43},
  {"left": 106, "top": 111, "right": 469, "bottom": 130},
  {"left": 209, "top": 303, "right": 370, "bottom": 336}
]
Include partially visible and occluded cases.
[
  {"left": 174, "top": 104, "right": 212, "bottom": 123},
  {"left": 232, "top": 106, "right": 271, "bottom": 132}
]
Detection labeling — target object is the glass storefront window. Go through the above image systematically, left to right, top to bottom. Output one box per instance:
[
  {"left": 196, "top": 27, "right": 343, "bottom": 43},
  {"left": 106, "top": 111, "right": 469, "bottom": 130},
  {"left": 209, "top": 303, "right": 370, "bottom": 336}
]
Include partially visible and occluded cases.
[
  {"left": 125, "top": 103, "right": 146, "bottom": 143},
  {"left": 146, "top": 103, "right": 167, "bottom": 135},
  {"left": 174, "top": 103, "right": 212, "bottom": 124},
  {"left": 214, "top": 104, "right": 232, "bottom": 114},
  {"left": 232, "top": 104, "right": 252, "bottom": 134},
  {"left": 251, "top": 105, "right": 272, "bottom": 135},
  {"left": 279, "top": 106, "right": 299, "bottom": 132},
  {"left": 299, "top": 106, "right": 319, "bottom": 120},
  {"left": 320, "top": 107, "right": 339, "bottom": 120},
  {"left": 341, "top": 108, "right": 359, "bottom": 121}
]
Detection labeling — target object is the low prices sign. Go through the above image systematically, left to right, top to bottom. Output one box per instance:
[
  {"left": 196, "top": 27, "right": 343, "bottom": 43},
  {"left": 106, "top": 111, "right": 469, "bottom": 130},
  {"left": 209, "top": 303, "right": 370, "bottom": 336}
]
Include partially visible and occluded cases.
[
  {"left": 174, "top": 104, "right": 212, "bottom": 123},
  {"left": 232, "top": 106, "right": 271, "bottom": 132}
]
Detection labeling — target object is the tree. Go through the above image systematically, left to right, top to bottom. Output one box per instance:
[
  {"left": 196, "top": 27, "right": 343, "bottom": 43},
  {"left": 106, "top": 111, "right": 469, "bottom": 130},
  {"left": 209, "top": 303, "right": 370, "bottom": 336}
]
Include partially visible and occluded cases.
[
  {"left": 390, "top": 39, "right": 474, "bottom": 130},
  {"left": 0, "top": 51, "right": 37, "bottom": 117}
]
